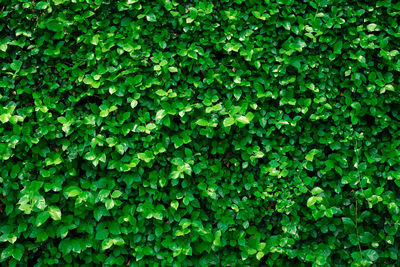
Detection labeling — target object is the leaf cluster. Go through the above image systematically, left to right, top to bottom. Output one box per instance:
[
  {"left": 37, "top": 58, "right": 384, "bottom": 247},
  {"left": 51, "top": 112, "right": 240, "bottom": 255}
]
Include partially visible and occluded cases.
[{"left": 1, "top": 0, "right": 400, "bottom": 266}]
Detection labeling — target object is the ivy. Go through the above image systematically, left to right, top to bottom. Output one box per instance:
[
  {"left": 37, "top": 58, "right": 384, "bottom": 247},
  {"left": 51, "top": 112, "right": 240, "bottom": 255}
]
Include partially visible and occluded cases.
[{"left": 1, "top": 0, "right": 400, "bottom": 266}]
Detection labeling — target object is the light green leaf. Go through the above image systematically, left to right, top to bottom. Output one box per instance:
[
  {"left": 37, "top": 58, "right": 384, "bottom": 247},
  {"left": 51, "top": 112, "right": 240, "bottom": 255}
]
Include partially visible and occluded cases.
[
  {"left": 36, "top": 1, "right": 48, "bottom": 10},
  {"left": 367, "top": 23, "right": 377, "bottom": 31},
  {"left": 168, "top": 66, "right": 178, "bottom": 72},
  {"left": 130, "top": 99, "right": 138, "bottom": 109},
  {"left": 155, "top": 109, "right": 166, "bottom": 123},
  {"left": 236, "top": 116, "right": 250, "bottom": 124},
  {"left": 223, "top": 117, "right": 235, "bottom": 127},
  {"left": 196, "top": 119, "right": 209, "bottom": 127},
  {"left": 305, "top": 149, "right": 319, "bottom": 162},
  {"left": 64, "top": 186, "right": 82, "bottom": 198},
  {"left": 311, "top": 187, "right": 323, "bottom": 195},
  {"left": 307, "top": 196, "right": 317, "bottom": 207},
  {"left": 105, "top": 199, "right": 115, "bottom": 210},
  {"left": 171, "top": 200, "right": 179, "bottom": 210},
  {"left": 49, "top": 206, "right": 62, "bottom": 221},
  {"left": 101, "top": 238, "right": 114, "bottom": 250},
  {"left": 364, "top": 249, "right": 379, "bottom": 261}
]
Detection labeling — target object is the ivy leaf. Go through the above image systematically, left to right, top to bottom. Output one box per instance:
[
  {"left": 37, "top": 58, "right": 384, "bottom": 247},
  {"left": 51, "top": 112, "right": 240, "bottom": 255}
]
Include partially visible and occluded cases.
[
  {"left": 36, "top": 1, "right": 48, "bottom": 10},
  {"left": 367, "top": 23, "right": 377, "bottom": 31},
  {"left": 168, "top": 66, "right": 178, "bottom": 72},
  {"left": 236, "top": 116, "right": 250, "bottom": 124},
  {"left": 223, "top": 117, "right": 235, "bottom": 127},
  {"left": 196, "top": 119, "right": 209, "bottom": 127},
  {"left": 305, "top": 149, "right": 319, "bottom": 162},
  {"left": 64, "top": 186, "right": 82, "bottom": 198},
  {"left": 311, "top": 187, "right": 323, "bottom": 195},
  {"left": 307, "top": 196, "right": 317, "bottom": 207},
  {"left": 105, "top": 199, "right": 115, "bottom": 210},
  {"left": 171, "top": 200, "right": 179, "bottom": 210},
  {"left": 48, "top": 206, "right": 62, "bottom": 221},
  {"left": 35, "top": 211, "right": 50, "bottom": 227},
  {"left": 12, "top": 245, "right": 24, "bottom": 261},
  {"left": 364, "top": 249, "right": 379, "bottom": 261},
  {"left": 256, "top": 251, "right": 264, "bottom": 260}
]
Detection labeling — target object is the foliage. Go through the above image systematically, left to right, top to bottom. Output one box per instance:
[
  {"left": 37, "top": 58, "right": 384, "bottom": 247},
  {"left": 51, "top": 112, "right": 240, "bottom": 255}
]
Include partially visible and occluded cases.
[{"left": 1, "top": 0, "right": 400, "bottom": 266}]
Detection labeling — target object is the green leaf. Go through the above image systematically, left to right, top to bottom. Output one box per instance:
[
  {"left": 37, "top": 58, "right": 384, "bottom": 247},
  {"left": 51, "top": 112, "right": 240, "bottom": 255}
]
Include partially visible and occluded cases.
[
  {"left": 54, "top": 0, "right": 67, "bottom": 5},
  {"left": 36, "top": 1, "right": 48, "bottom": 9},
  {"left": 146, "top": 14, "right": 157, "bottom": 22},
  {"left": 47, "top": 21, "right": 64, "bottom": 32},
  {"left": 367, "top": 23, "right": 377, "bottom": 31},
  {"left": 0, "top": 38, "right": 9, "bottom": 52},
  {"left": 333, "top": 40, "right": 343, "bottom": 54},
  {"left": 188, "top": 50, "right": 198, "bottom": 59},
  {"left": 10, "top": 60, "right": 22, "bottom": 72},
  {"left": 168, "top": 66, "right": 178, "bottom": 72},
  {"left": 132, "top": 75, "right": 143, "bottom": 84},
  {"left": 156, "top": 89, "right": 168, "bottom": 96},
  {"left": 130, "top": 99, "right": 138, "bottom": 109},
  {"left": 351, "top": 102, "right": 361, "bottom": 112},
  {"left": 155, "top": 109, "right": 166, "bottom": 123},
  {"left": 100, "top": 110, "right": 109, "bottom": 117},
  {"left": 0, "top": 114, "right": 10, "bottom": 123},
  {"left": 57, "top": 116, "right": 68, "bottom": 124},
  {"left": 236, "top": 116, "right": 250, "bottom": 124},
  {"left": 223, "top": 117, "right": 235, "bottom": 127},
  {"left": 196, "top": 119, "right": 209, "bottom": 127},
  {"left": 305, "top": 149, "right": 319, "bottom": 162},
  {"left": 64, "top": 186, "right": 82, "bottom": 198},
  {"left": 311, "top": 187, "right": 323, "bottom": 195},
  {"left": 111, "top": 190, "right": 123, "bottom": 198},
  {"left": 307, "top": 196, "right": 317, "bottom": 207},
  {"left": 105, "top": 199, "right": 115, "bottom": 210},
  {"left": 171, "top": 200, "right": 179, "bottom": 210},
  {"left": 48, "top": 206, "right": 62, "bottom": 221},
  {"left": 35, "top": 211, "right": 50, "bottom": 227},
  {"left": 342, "top": 217, "right": 355, "bottom": 227},
  {"left": 96, "top": 228, "right": 109, "bottom": 240},
  {"left": 360, "top": 232, "right": 374, "bottom": 244},
  {"left": 112, "top": 237, "right": 125, "bottom": 246},
  {"left": 102, "top": 238, "right": 114, "bottom": 250},
  {"left": 12, "top": 245, "right": 24, "bottom": 261},
  {"left": 364, "top": 249, "right": 379, "bottom": 261},
  {"left": 256, "top": 251, "right": 264, "bottom": 260}
]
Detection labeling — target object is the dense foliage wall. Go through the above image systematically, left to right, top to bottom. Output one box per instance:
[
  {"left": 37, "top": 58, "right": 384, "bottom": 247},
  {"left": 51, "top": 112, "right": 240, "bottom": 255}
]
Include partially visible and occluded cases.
[{"left": 1, "top": 0, "right": 400, "bottom": 266}]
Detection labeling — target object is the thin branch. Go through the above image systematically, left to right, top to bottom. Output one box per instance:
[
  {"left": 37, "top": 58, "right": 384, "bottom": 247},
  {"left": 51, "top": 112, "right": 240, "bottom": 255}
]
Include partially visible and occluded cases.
[{"left": 354, "top": 138, "right": 363, "bottom": 261}]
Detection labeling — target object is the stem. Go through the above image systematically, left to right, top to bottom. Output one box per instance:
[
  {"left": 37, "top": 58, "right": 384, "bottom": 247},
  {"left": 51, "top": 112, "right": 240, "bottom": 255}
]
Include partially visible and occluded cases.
[
  {"left": 354, "top": 139, "right": 363, "bottom": 261},
  {"left": 355, "top": 198, "right": 362, "bottom": 259}
]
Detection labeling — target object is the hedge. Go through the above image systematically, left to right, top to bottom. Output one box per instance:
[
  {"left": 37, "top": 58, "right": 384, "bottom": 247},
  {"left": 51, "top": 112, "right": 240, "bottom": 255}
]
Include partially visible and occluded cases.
[{"left": 1, "top": 0, "right": 400, "bottom": 266}]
